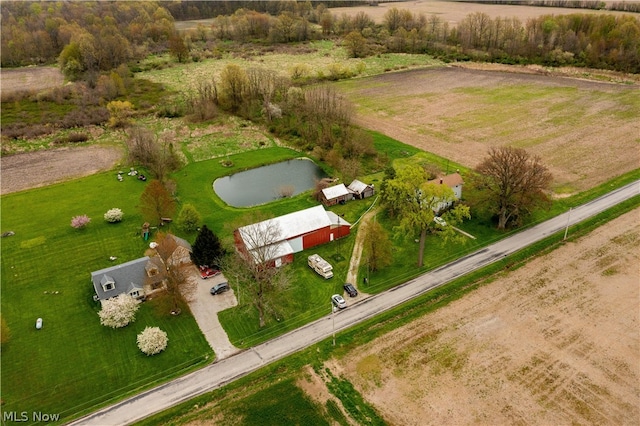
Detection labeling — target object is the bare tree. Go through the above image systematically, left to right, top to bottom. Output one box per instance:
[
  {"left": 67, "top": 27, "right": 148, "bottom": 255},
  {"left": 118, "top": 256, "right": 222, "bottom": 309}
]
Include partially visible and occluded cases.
[
  {"left": 219, "top": 64, "right": 248, "bottom": 112},
  {"left": 185, "top": 78, "right": 218, "bottom": 122},
  {"left": 126, "top": 126, "right": 182, "bottom": 181},
  {"left": 473, "top": 146, "right": 553, "bottom": 229},
  {"left": 313, "top": 177, "right": 333, "bottom": 202},
  {"left": 140, "top": 179, "right": 176, "bottom": 226},
  {"left": 276, "top": 184, "right": 295, "bottom": 198},
  {"left": 232, "top": 216, "right": 290, "bottom": 328},
  {"left": 363, "top": 219, "right": 392, "bottom": 272},
  {"left": 152, "top": 232, "right": 196, "bottom": 314}
]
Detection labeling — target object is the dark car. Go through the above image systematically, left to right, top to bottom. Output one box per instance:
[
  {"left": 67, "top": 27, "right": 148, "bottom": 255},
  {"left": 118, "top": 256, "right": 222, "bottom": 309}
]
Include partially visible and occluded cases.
[
  {"left": 200, "top": 265, "right": 221, "bottom": 279},
  {"left": 210, "top": 282, "right": 230, "bottom": 295},
  {"left": 343, "top": 283, "right": 358, "bottom": 297}
]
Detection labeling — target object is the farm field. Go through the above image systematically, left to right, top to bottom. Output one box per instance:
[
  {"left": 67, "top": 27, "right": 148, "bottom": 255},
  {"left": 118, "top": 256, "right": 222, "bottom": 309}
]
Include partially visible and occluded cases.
[
  {"left": 328, "top": 0, "right": 638, "bottom": 25},
  {"left": 2, "top": 3, "right": 639, "bottom": 421},
  {"left": 335, "top": 66, "right": 640, "bottom": 194},
  {"left": 313, "top": 207, "right": 640, "bottom": 425}
]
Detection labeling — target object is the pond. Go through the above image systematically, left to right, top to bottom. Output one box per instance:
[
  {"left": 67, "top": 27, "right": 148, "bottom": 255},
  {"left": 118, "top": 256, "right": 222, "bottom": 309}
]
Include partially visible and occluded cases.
[{"left": 213, "top": 158, "right": 327, "bottom": 207}]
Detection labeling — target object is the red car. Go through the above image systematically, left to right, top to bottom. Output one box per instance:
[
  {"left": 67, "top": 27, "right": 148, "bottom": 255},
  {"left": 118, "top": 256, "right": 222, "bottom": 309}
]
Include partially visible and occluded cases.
[{"left": 199, "top": 266, "right": 221, "bottom": 279}]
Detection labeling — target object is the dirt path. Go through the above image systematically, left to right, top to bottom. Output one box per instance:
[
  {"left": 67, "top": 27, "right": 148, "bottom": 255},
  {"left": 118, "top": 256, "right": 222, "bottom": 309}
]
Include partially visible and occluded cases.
[
  {"left": 0, "top": 145, "right": 123, "bottom": 195},
  {"left": 343, "top": 202, "right": 380, "bottom": 301},
  {"left": 326, "top": 208, "right": 640, "bottom": 425}
]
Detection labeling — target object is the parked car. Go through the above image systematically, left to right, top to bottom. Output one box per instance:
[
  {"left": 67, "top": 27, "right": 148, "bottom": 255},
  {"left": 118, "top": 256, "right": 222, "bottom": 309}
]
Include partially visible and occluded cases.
[
  {"left": 433, "top": 216, "right": 447, "bottom": 227},
  {"left": 200, "top": 265, "right": 221, "bottom": 279},
  {"left": 210, "top": 282, "right": 230, "bottom": 295},
  {"left": 343, "top": 283, "right": 358, "bottom": 297},
  {"left": 331, "top": 294, "right": 347, "bottom": 310}
]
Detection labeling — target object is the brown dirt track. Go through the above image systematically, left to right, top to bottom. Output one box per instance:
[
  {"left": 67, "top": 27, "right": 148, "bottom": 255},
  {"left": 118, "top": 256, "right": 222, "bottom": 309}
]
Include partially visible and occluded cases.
[
  {"left": 344, "top": 66, "right": 640, "bottom": 193},
  {"left": 320, "top": 208, "right": 640, "bottom": 425}
]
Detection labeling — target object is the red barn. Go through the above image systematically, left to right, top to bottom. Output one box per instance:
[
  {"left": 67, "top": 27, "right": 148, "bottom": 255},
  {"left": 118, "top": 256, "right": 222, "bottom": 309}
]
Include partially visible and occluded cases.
[{"left": 234, "top": 205, "right": 351, "bottom": 267}]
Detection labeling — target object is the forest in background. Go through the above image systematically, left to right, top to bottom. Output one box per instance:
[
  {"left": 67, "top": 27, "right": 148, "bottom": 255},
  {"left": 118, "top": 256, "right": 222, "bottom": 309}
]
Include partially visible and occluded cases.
[{"left": 2, "top": 1, "right": 639, "bottom": 74}]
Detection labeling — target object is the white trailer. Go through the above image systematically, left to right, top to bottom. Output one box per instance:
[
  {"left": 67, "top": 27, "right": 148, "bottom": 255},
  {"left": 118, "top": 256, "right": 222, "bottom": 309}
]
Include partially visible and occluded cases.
[{"left": 308, "top": 254, "right": 333, "bottom": 279}]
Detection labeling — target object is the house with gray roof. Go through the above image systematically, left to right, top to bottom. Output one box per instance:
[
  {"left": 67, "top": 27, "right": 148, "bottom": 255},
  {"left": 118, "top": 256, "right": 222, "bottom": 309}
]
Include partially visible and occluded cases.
[{"left": 91, "top": 256, "right": 163, "bottom": 303}]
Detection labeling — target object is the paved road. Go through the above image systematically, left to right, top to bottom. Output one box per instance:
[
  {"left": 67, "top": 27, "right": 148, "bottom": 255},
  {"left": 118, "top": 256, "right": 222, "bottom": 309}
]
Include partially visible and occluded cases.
[{"left": 69, "top": 181, "right": 639, "bottom": 426}]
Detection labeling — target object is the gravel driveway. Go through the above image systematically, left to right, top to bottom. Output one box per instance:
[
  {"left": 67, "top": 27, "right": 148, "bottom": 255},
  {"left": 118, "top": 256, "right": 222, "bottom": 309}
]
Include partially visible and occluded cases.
[{"left": 184, "top": 268, "right": 240, "bottom": 360}]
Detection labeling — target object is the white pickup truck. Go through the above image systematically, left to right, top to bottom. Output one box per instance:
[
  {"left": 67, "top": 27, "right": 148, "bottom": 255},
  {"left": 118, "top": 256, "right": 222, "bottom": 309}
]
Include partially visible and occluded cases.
[{"left": 308, "top": 254, "right": 333, "bottom": 279}]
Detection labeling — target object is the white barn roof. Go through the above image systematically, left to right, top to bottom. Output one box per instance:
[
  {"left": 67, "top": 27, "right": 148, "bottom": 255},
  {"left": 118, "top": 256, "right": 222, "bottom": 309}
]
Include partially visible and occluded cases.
[
  {"left": 348, "top": 179, "right": 369, "bottom": 194},
  {"left": 321, "top": 184, "right": 350, "bottom": 200},
  {"left": 239, "top": 205, "right": 331, "bottom": 251}
]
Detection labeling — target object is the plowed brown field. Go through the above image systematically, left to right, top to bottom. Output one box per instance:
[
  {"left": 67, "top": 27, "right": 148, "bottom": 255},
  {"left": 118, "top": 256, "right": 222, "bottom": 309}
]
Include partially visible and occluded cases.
[
  {"left": 338, "top": 66, "right": 640, "bottom": 193},
  {"left": 319, "top": 208, "right": 639, "bottom": 425}
]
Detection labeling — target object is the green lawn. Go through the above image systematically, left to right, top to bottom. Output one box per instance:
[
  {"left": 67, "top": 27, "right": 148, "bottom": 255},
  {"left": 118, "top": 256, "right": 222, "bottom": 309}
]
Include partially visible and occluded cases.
[
  {"left": 2, "top": 126, "right": 637, "bottom": 423},
  {"left": 1, "top": 145, "right": 330, "bottom": 422},
  {"left": 0, "top": 173, "right": 212, "bottom": 422}
]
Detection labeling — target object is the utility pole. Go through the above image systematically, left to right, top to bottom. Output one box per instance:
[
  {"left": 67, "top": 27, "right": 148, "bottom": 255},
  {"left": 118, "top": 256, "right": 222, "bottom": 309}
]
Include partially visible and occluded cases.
[
  {"left": 563, "top": 207, "right": 572, "bottom": 241},
  {"left": 332, "top": 302, "right": 336, "bottom": 346}
]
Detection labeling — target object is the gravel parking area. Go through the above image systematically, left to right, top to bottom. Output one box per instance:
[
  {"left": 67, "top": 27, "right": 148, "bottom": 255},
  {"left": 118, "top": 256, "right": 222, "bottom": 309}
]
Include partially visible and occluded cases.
[{"left": 184, "top": 267, "right": 240, "bottom": 360}]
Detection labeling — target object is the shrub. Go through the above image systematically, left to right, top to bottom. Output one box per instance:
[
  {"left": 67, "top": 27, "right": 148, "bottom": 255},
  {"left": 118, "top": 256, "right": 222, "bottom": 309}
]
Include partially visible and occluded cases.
[
  {"left": 67, "top": 132, "right": 89, "bottom": 143},
  {"left": 176, "top": 203, "right": 201, "bottom": 233},
  {"left": 104, "top": 208, "right": 124, "bottom": 223},
  {"left": 71, "top": 214, "right": 91, "bottom": 229},
  {"left": 98, "top": 294, "right": 140, "bottom": 328},
  {"left": 137, "top": 326, "right": 168, "bottom": 355}
]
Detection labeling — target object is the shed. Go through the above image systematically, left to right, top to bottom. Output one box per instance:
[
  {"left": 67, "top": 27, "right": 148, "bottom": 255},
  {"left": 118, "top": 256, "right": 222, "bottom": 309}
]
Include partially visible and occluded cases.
[
  {"left": 348, "top": 179, "right": 375, "bottom": 199},
  {"left": 320, "top": 184, "right": 352, "bottom": 206}
]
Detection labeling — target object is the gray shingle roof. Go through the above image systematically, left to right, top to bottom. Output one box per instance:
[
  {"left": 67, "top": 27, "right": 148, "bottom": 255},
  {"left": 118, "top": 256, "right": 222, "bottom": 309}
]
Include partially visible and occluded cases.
[{"left": 91, "top": 257, "right": 150, "bottom": 301}]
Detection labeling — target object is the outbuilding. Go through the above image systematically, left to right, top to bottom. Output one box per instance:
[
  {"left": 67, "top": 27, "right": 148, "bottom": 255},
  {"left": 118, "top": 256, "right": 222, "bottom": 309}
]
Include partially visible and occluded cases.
[
  {"left": 348, "top": 179, "right": 375, "bottom": 199},
  {"left": 320, "top": 184, "right": 352, "bottom": 206},
  {"left": 234, "top": 205, "right": 351, "bottom": 267}
]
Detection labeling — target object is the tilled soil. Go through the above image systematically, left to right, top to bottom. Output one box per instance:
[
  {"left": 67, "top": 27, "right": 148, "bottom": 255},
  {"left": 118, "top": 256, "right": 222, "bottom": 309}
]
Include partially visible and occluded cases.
[
  {"left": 347, "top": 66, "right": 640, "bottom": 193},
  {"left": 0, "top": 145, "right": 122, "bottom": 195},
  {"left": 324, "top": 209, "right": 639, "bottom": 425}
]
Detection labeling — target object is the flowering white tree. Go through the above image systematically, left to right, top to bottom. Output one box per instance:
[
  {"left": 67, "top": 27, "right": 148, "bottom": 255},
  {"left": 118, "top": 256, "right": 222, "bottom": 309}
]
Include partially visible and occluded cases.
[
  {"left": 104, "top": 208, "right": 124, "bottom": 223},
  {"left": 71, "top": 214, "right": 91, "bottom": 229},
  {"left": 98, "top": 294, "right": 139, "bottom": 328},
  {"left": 137, "top": 326, "right": 168, "bottom": 355}
]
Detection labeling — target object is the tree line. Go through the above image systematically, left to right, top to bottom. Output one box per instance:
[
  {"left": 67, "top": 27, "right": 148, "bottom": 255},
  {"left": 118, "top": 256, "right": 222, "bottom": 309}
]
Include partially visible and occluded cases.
[
  {"left": 468, "top": 0, "right": 640, "bottom": 13},
  {"left": 1, "top": 1, "right": 174, "bottom": 69},
  {"left": 3, "top": 2, "right": 637, "bottom": 74},
  {"left": 334, "top": 7, "right": 640, "bottom": 73}
]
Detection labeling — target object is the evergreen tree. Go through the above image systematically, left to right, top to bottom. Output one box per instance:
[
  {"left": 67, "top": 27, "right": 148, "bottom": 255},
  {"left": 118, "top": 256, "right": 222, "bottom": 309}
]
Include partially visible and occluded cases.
[{"left": 190, "top": 225, "right": 224, "bottom": 268}]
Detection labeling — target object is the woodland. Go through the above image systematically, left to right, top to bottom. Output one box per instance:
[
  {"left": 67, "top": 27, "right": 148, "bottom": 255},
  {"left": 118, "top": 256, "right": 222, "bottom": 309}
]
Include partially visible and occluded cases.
[{"left": 2, "top": 1, "right": 638, "bottom": 72}]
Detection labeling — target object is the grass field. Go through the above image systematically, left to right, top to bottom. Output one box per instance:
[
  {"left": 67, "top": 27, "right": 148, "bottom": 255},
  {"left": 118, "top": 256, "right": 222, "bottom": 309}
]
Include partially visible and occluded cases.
[
  {"left": 137, "top": 40, "right": 442, "bottom": 94},
  {"left": 336, "top": 67, "right": 640, "bottom": 194},
  {"left": 0, "top": 172, "right": 212, "bottom": 422}
]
